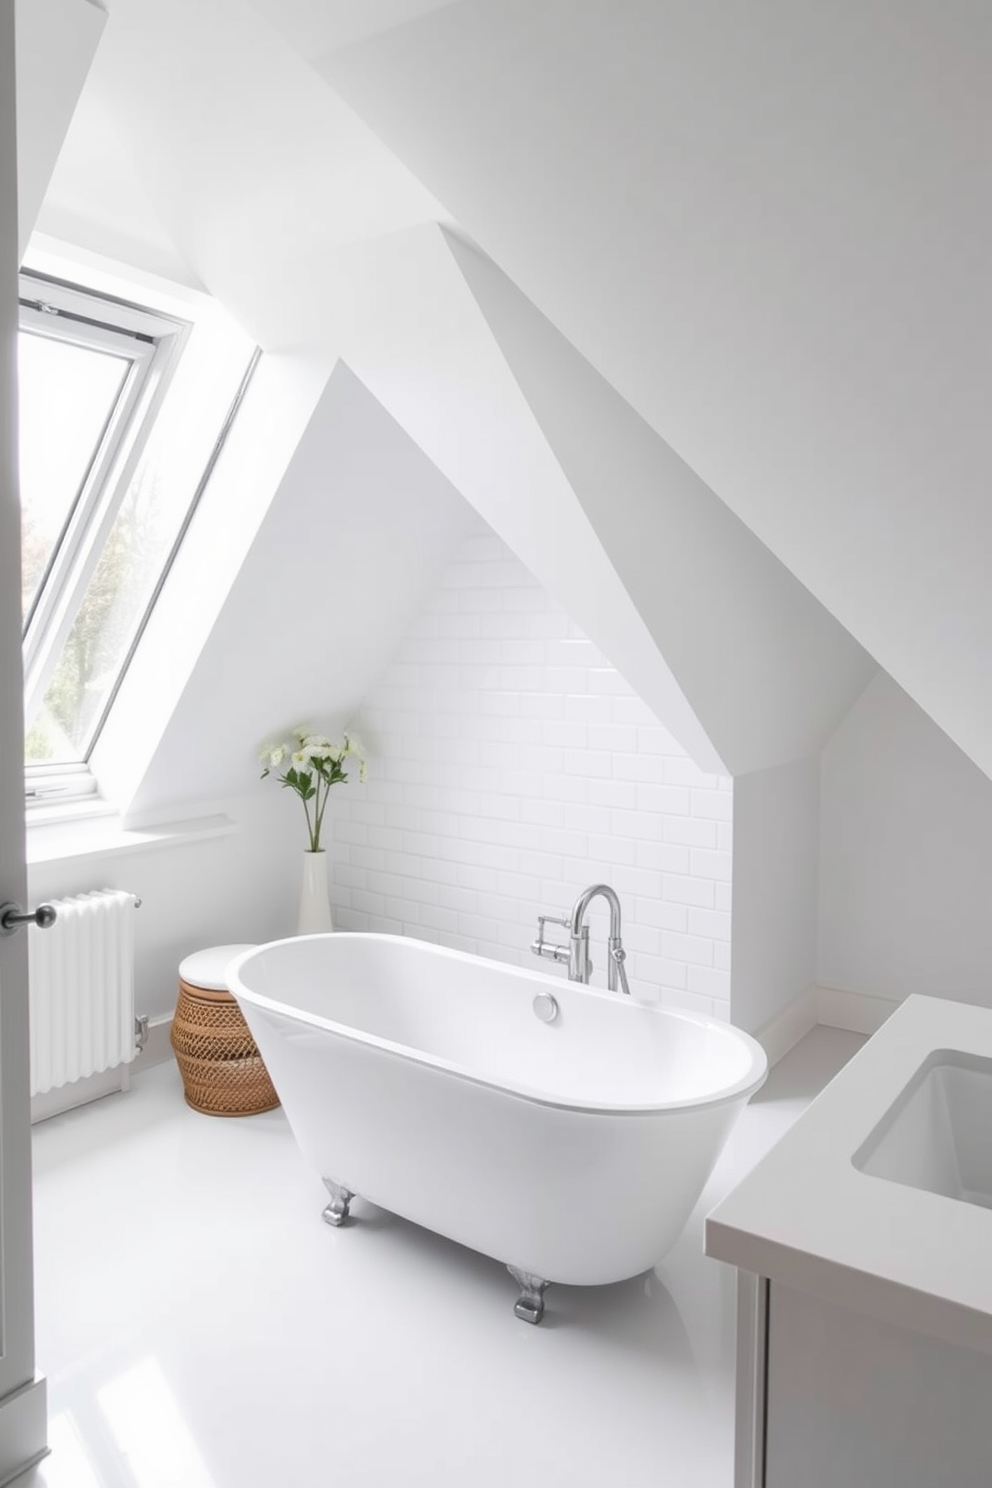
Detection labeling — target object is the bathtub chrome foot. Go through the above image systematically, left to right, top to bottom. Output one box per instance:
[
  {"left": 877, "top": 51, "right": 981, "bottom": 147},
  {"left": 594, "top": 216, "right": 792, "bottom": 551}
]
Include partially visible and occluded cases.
[
  {"left": 321, "top": 1178, "right": 354, "bottom": 1227},
  {"left": 507, "top": 1266, "right": 550, "bottom": 1324}
]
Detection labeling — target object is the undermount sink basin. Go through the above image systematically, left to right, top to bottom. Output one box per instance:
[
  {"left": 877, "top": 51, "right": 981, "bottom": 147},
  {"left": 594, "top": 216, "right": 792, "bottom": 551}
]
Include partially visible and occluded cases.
[{"left": 853, "top": 1050, "right": 992, "bottom": 1210}]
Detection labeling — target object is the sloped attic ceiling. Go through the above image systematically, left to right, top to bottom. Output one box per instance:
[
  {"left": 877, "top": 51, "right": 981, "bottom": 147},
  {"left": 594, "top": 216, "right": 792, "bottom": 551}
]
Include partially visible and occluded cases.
[
  {"left": 34, "top": 0, "right": 975, "bottom": 792},
  {"left": 34, "top": 0, "right": 450, "bottom": 297},
  {"left": 242, "top": 0, "right": 461, "bottom": 59},
  {"left": 316, "top": 0, "right": 992, "bottom": 781},
  {"left": 304, "top": 222, "right": 873, "bottom": 775},
  {"left": 446, "top": 236, "right": 875, "bottom": 774}
]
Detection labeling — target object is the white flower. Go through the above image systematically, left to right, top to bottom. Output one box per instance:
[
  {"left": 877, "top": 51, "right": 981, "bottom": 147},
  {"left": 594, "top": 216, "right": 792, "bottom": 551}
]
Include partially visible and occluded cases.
[
  {"left": 260, "top": 724, "right": 368, "bottom": 852},
  {"left": 343, "top": 733, "right": 368, "bottom": 783}
]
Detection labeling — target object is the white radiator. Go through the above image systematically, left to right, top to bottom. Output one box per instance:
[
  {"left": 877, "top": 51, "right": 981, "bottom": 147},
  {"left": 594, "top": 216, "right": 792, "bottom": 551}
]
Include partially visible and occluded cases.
[{"left": 29, "top": 888, "right": 139, "bottom": 1114}]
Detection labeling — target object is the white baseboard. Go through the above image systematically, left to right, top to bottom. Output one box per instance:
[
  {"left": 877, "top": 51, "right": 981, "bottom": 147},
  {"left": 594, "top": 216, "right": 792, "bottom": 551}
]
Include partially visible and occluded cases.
[
  {"left": 755, "top": 985, "right": 901, "bottom": 1065},
  {"left": 817, "top": 985, "right": 900, "bottom": 1036},
  {"left": 755, "top": 986, "right": 819, "bottom": 1066}
]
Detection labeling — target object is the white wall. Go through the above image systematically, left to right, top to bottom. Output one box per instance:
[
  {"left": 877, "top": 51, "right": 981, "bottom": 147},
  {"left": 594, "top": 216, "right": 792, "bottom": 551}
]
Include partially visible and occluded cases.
[
  {"left": 127, "top": 362, "right": 475, "bottom": 815},
  {"left": 325, "top": 524, "right": 733, "bottom": 1016},
  {"left": 819, "top": 672, "right": 992, "bottom": 1007},
  {"left": 730, "top": 757, "right": 820, "bottom": 1035}
]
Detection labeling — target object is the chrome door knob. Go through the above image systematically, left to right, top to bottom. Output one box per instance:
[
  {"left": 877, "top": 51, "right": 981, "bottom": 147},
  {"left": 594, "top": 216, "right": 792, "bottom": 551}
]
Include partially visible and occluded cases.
[{"left": 0, "top": 902, "right": 57, "bottom": 937}]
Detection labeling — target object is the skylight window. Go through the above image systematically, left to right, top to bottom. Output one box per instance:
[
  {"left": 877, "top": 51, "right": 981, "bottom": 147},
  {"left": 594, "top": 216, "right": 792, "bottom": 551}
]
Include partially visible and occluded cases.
[
  {"left": 18, "top": 268, "right": 257, "bottom": 801},
  {"left": 19, "top": 330, "right": 131, "bottom": 623}
]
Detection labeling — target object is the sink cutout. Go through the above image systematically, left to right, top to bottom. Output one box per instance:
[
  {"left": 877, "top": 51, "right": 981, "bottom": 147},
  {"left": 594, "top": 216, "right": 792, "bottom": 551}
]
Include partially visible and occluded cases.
[{"left": 853, "top": 1049, "right": 992, "bottom": 1210}]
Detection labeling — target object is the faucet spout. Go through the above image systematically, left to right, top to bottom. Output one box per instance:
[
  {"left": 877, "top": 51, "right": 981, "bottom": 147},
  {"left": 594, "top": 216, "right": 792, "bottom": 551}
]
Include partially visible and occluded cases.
[{"left": 568, "top": 883, "right": 631, "bottom": 995}]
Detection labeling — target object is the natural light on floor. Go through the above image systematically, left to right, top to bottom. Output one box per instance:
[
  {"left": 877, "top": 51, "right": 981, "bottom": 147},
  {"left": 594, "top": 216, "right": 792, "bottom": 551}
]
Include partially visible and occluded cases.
[{"left": 97, "top": 1360, "right": 218, "bottom": 1488}]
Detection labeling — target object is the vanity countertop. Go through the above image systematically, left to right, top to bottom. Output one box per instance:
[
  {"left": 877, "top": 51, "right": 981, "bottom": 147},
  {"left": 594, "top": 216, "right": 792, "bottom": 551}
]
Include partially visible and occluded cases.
[{"left": 705, "top": 994, "right": 992, "bottom": 1356}]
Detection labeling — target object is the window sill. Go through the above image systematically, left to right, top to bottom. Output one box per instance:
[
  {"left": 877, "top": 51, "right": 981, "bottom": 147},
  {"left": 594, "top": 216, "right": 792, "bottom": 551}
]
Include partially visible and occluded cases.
[
  {"left": 25, "top": 794, "right": 116, "bottom": 830},
  {"left": 27, "top": 812, "right": 238, "bottom": 866}
]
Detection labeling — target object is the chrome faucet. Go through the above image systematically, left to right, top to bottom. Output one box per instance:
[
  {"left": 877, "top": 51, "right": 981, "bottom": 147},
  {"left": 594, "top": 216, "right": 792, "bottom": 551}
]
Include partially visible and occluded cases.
[{"left": 531, "top": 882, "right": 631, "bottom": 995}]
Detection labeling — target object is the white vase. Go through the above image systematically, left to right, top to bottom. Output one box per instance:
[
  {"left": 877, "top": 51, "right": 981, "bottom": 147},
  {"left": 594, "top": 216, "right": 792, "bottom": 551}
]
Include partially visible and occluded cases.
[{"left": 297, "top": 850, "right": 333, "bottom": 935}]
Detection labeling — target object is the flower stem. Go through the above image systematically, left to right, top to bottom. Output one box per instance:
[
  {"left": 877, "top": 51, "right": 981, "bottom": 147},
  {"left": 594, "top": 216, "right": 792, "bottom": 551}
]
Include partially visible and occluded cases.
[{"left": 314, "top": 774, "right": 328, "bottom": 853}]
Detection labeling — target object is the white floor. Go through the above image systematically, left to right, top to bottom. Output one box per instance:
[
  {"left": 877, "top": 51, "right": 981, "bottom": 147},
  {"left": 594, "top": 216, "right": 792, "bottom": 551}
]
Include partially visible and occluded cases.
[{"left": 23, "top": 1028, "right": 863, "bottom": 1488}]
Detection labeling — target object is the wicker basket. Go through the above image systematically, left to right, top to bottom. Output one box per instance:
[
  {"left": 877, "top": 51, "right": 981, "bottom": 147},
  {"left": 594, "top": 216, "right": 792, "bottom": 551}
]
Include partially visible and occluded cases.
[{"left": 171, "top": 977, "right": 279, "bottom": 1117}]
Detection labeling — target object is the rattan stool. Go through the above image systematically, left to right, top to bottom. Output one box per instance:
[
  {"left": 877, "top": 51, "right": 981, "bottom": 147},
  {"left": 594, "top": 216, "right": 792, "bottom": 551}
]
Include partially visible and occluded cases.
[{"left": 171, "top": 945, "right": 279, "bottom": 1116}]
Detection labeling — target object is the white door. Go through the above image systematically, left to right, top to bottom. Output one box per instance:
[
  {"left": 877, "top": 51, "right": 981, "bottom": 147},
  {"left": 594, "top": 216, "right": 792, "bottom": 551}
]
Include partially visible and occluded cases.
[{"left": 0, "top": 1, "right": 46, "bottom": 1474}]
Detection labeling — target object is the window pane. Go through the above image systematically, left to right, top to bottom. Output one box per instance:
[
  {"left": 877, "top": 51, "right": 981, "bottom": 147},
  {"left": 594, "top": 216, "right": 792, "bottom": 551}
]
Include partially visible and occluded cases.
[
  {"left": 18, "top": 329, "right": 130, "bottom": 623},
  {"left": 26, "top": 490, "right": 157, "bottom": 762}
]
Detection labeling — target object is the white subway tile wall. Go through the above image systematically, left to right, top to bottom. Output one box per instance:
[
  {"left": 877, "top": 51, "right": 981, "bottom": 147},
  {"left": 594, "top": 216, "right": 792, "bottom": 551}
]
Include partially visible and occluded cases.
[{"left": 328, "top": 529, "right": 733, "bottom": 1017}]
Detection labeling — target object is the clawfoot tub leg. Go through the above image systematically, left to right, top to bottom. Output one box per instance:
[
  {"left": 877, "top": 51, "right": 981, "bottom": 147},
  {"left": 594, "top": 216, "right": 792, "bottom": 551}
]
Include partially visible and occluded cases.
[
  {"left": 321, "top": 1178, "right": 354, "bottom": 1227},
  {"left": 507, "top": 1266, "right": 550, "bottom": 1324}
]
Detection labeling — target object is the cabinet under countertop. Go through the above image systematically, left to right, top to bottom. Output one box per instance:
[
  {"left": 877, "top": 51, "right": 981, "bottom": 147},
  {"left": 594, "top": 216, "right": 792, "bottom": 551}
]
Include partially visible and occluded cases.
[{"left": 706, "top": 995, "right": 992, "bottom": 1488}]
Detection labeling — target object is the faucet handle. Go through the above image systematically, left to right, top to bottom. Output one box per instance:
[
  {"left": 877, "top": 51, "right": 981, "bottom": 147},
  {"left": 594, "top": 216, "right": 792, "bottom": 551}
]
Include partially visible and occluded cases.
[
  {"left": 532, "top": 913, "right": 570, "bottom": 965},
  {"left": 538, "top": 913, "right": 569, "bottom": 931},
  {"left": 531, "top": 939, "right": 570, "bottom": 965}
]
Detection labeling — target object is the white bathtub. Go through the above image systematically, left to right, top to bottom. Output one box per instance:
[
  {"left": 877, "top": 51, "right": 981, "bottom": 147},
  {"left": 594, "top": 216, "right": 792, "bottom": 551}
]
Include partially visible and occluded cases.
[{"left": 228, "top": 933, "right": 767, "bottom": 1320}]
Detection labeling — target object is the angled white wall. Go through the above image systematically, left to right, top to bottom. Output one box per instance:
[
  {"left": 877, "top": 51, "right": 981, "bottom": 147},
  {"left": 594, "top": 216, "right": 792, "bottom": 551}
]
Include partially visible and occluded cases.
[
  {"left": 15, "top": 0, "right": 106, "bottom": 260},
  {"left": 35, "top": 0, "right": 445, "bottom": 312},
  {"left": 244, "top": 0, "right": 462, "bottom": 60},
  {"left": 322, "top": 0, "right": 992, "bottom": 780},
  {"left": 32, "top": 94, "right": 201, "bottom": 290},
  {"left": 306, "top": 223, "right": 724, "bottom": 772},
  {"left": 449, "top": 236, "right": 876, "bottom": 775},
  {"left": 91, "top": 345, "right": 334, "bottom": 812},
  {"left": 128, "top": 363, "right": 476, "bottom": 815},
  {"left": 819, "top": 673, "right": 992, "bottom": 1009},
  {"left": 730, "top": 758, "right": 820, "bottom": 1037}
]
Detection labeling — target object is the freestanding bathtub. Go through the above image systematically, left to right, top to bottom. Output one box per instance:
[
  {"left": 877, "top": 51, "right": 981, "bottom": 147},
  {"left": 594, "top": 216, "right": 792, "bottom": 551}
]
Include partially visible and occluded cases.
[{"left": 227, "top": 934, "right": 767, "bottom": 1322}]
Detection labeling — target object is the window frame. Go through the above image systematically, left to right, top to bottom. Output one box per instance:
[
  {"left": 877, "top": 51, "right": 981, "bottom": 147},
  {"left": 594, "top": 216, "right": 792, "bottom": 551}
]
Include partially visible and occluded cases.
[{"left": 19, "top": 270, "right": 191, "bottom": 761}]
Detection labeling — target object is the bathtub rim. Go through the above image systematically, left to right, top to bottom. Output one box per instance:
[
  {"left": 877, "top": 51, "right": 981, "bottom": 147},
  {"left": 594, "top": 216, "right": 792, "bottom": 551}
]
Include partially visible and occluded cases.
[{"left": 227, "top": 933, "right": 767, "bottom": 1117}]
